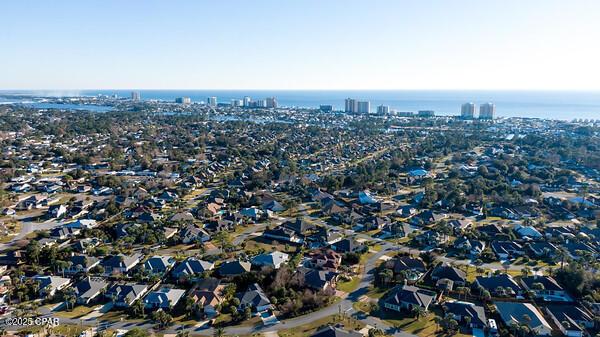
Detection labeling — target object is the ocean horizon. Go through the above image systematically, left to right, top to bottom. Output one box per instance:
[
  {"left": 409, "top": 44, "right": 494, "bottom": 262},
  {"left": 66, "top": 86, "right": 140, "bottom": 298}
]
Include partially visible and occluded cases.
[{"left": 2, "top": 89, "right": 600, "bottom": 120}]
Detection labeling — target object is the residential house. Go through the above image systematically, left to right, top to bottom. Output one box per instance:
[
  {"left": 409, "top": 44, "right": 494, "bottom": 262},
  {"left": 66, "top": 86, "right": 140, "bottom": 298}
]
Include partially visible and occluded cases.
[
  {"left": 47, "top": 204, "right": 67, "bottom": 219},
  {"left": 283, "top": 218, "right": 315, "bottom": 235},
  {"left": 448, "top": 219, "right": 473, "bottom": 234},
  {"left": 476, "top": 223, "right": 503, "bottom": 238},
  {"left": 514, "top": 224, "right": 543, "bottom": 240},
  {"left": 180, "top": 225, "right": 211, "bottom": 244},
  {"left": 50, "top": 226, "right": 81, "bottom": 239},
  {"left": 262, "top": 226, "right": 303, "bottom": 244},
  {"left": 415, "top": 230, "right": 448, "bottom": 247},
  {"left": 454, "top": 237, "right": 485, "bottom": 257},
  {"left": 330, "top": 238, "right": 364, "bottom": 254},
  {"left": 491, "top": 241, "right": 524, "bottom": 259},
  {"left": 527, "top": 242, "right": 559, "bottom": 260},
  {"left": 308, "top": 249, "right": 343, "bottom": 272},
  {"left": 0, "top": 250, "right": 25, "bottom": 266},
  {"left": 251, "top": 251, "right": 290, "bottom": 269},
  {"left": 102, "top": 253, "right": 142, "bottom": 275},
  {"left": 64, "top": 255, "right": 100, "bottom": 275},
  {"left": 144, "top": 256, "right": 176, "bottom": 275},
  {"left": 387, "top": 256, "right": 427, "bottom": 282},
  {"left": 171, "top": 258, "right": 214, "bottom": 280},
  {"left": 219, "top": 260, "right": 252, "bottom": 277},
  {"left": 430, "top": 264, "right": 467, "bottom": 290},
  {"left": 300, "top": 268, "right": 338, "bottom": 292},
  {"left": 475, "top": 274, "right": 523, "bottom": 297},
  {"left": 32, "top": 275, "right": 71, "bottom": 298},
  {"left": 520, "top": 276, "right": 568, "bottom": 301},
  {"left": 74, "top": 277, "right": 108, "bottom": 305},
  {"left": 190, "top": 278, "right": 224, "bottom": 317},
  {"left": 105, "top": 283, "right": 149, "bottom": 308},
  {"left": 237, "top": 283, "right": 272, "bottom": 313},
  {"left": 383, "top": 285, "right": 436, "bottom": 312},
  {"left": 143, "top": 287, "right": 186, "bottom": 310},
  {"left": 443, "top": 301, "right": 487, "bottom": 328},
  {"left": 494, "top": 302, "right": 552, "bottom": 336},
  {"left": 544, "top": 304, "right": 594, "bottom": 337}
]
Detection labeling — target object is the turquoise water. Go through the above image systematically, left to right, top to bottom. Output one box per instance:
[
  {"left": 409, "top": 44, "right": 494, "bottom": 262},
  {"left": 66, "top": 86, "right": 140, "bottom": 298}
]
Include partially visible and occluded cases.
[{"left": 2, "top": 90, "right": 600, "bottom": 120}]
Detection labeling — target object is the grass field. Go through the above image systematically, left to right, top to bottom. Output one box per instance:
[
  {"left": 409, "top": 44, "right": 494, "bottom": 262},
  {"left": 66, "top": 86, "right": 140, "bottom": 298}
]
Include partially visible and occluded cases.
[
  {"left": 337, "top": 277, "right": 360, "bottom": 293},
  {"left": 52, "top": 305, "right": 96, "bottom": 319}
]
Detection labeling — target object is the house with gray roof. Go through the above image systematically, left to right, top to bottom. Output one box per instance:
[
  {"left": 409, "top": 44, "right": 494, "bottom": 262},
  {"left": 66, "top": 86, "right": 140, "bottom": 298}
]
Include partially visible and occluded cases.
[
  {"left": 251, "top": 251, "right": 289, "bottom": 269},
  {"left": 102, "top": 253, "right": 142, "bottom": 275},
  {"left": 64, "top": 255, "right": 100, "bottom": 275},
  {"left": 144, "top": 256, "right": 176, "bottom": 275},
  {"left": 171, "top": 257, "right": 214, "bottom": 279},
  {"left": 219, "top": 260, "right": 251, "bottom": 277},
  {"left": 32, "top": 275, "right": 71, "bottom": 298},
  {"left": 520, "top": 276, "right": 569, "bottom": 301},
  {"left": 74, "top": 277, "right": 108, "bottom": 304},
  {"left": 105, "top": 283, "right": 149, "bottom": 307},
  {"left": 237, "top": 283, "right": 272, "bottom": 313},
  {"left": 383, "top": 285, "right": 436, "bottom": 312},
  {"left": 143, "top": 287, "right": 186, "bottom": 310},
  {"left": 443, "top": 301, "right": 487, "bottom": 328},
  {"left": 495, "top": 302, "right": 552, "bottom": 336},
  {"left": 544, "top": 304, "right": 594, "bottom": 337}
]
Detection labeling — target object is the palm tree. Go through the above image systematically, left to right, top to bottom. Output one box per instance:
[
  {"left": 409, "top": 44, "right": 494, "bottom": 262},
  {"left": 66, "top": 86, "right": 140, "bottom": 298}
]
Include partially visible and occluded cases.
[
  {"left": 556, "top": 247, "right": 568, "bottom": 270},
  {"left": 131, "top": 299, "right": 145, "bottom": 318},
  {"left": 411, "top": 305, "right": 425, "bottom": 320},
  {"left": 214, "top": 327, "right": 225, "bottom": 337}
]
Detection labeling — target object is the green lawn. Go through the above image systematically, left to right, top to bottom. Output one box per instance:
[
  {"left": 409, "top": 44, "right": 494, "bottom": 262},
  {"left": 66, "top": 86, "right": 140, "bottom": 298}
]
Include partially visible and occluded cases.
[
  {"left": 337, "top": 277, "right": 360, "bottom": 293},
  {"left": 366, "top": 287, "right": 388, "bottom": 299},
  {"left": 52, "top": 305, "right": 96, "bottom": 319},
  {"left": 383, "top": 311, "right": 440, "bottom": 337}
]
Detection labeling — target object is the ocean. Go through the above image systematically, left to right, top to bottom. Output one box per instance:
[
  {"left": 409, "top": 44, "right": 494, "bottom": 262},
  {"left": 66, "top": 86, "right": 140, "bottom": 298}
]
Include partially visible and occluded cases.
[{"left": 2, "top": 90, "right": 600, "bottom": 120}]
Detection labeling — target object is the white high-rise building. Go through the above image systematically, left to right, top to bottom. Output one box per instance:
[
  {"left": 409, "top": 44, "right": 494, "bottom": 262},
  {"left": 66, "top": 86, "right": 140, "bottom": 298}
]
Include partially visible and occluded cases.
[
  {"left": 131, "top": 91, "right": 141, "bottom": 101},
  {"left": 207, "top": 96, "right": 217, "bottom": 107},
  {"left": 243, "top": 96, "right": 252, "bottom": 107},
  {"left": 175, "top": 97, "right": 191, "bottom": 104},
  {"left": 266, "top": 97, "right": 278, "bottom": 108},
  {"left": 344, "top": 98, "right": 358, "bottom": 113},
  {"left": 345, "top": 98, "right": 370, "bottom": 113},
  {"left": 231, "top": 99, "right": 243, "bottom": 107},
  {"left": 256, "top": 99, "right": 267, "bottom": 108},
  {"left": 357, "top": 101, "right": 371, "bottom": 114},
  {"left": 461, "top": 102, "right": 476, "bottom": 119},
  {"left": 479, "top": 102, "right": 496, "bottom": 120},
  {"left": 377, "top": 105, "right": 390, "bottom": 114}
]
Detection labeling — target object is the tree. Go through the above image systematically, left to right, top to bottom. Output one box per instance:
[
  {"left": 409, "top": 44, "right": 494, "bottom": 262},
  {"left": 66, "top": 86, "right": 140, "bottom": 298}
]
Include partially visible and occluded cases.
[
  {"left": 26, "top": 241, "right": 41, "bottom": 264},
  {"left": 64, "top": 290, "right": 76, "bottom": 311},
  {"left": 184, "top": 295, "right": 196, "bottom": 318},
  {"left": 131, "top": 299, "right": 145, "bottom": 318},
  {"left": 411, "top": 305, "right": 425, "bottom": 320},
  {"left": 151, "top": 310, "right": 172, "bottom": 329},
  {"left": 214, "top": 327, "right": 225, "bottom": 337}
]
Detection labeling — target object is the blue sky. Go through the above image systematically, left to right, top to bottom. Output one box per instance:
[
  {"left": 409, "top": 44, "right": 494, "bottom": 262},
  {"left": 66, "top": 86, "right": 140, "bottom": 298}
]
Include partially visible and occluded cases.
[{"left": 2, "top": 0, "right": 599, "bottom": 90}]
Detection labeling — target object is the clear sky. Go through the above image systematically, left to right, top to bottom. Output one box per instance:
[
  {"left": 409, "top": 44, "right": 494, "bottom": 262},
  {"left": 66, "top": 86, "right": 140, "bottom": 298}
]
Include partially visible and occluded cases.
[{"left": 2, "top": 0, "right": 600, "bottom": 90}]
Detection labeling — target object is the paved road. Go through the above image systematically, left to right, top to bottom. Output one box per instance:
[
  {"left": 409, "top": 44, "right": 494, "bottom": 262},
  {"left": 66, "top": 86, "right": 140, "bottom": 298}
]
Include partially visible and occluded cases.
[
  {"left": 2, "top": 202, "right": 546, "bottom": 335},
  {"left": 0, "top": 212, "right": 64, "bottom": 250},
  {"left": 11, "top": 243, "right": 414, "bottom": 337}
]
